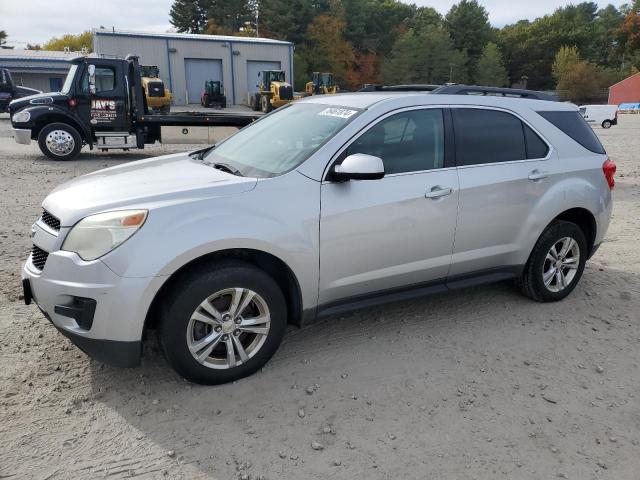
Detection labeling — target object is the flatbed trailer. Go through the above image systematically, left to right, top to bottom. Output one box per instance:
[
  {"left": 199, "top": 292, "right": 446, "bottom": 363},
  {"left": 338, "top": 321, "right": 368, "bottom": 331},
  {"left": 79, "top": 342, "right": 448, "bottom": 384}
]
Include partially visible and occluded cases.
[{"left": 8, "top": 55, "right": 262, "bottom": 160}]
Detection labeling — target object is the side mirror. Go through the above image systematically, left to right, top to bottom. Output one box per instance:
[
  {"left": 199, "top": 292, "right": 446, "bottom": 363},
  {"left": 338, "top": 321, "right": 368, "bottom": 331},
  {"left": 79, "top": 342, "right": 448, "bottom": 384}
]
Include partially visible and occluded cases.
[
  {"left": 87, "top": 64, "right": 96, "bottom": 95},
  {"left": 332, "top": 153, "right": 385, "bottom": 181}
]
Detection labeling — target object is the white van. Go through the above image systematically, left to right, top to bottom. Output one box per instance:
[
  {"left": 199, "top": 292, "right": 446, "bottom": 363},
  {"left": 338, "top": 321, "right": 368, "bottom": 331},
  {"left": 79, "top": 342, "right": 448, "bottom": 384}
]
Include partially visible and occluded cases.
[{"left": 579, "top": 105, "right": 618, "bottom": 128}]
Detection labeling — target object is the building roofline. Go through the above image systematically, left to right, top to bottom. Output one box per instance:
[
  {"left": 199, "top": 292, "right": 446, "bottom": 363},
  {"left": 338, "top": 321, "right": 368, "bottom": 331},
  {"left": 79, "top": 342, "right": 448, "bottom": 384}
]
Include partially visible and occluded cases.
[
  {"left": 93, "top": 29, "right": 294, "bottom": 47},
  {"left": 610, "top": 71, "right": 640, "bottom": 89}
]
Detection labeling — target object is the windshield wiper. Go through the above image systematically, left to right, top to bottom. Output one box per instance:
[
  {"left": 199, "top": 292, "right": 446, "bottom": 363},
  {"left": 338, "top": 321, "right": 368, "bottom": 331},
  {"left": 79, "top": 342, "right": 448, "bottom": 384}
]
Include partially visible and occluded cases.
[{"left": 211, "top": 162, "right": 243, "bottom": 176}]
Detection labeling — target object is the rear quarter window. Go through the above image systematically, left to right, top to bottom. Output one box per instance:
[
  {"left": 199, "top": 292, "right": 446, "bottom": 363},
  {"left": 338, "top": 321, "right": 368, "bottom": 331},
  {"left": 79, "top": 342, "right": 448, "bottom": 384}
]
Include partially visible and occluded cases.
[{"left": 537, "top": 111, "right": 605, "bottom": 154}]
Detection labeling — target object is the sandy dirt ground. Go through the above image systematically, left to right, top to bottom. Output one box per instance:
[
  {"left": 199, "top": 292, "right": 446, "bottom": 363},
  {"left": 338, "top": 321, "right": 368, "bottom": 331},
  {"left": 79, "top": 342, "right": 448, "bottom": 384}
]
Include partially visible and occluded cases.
[{"left": 0, "top": 114, "right": 639, "bottom": 480}]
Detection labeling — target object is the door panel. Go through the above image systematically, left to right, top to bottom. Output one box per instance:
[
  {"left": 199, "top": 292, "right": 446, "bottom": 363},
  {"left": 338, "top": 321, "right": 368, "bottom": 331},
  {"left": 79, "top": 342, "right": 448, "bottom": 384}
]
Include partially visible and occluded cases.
[
  {"left": 184, "top": 58, "right": 222, "bottom": 104},
  {"left": 319, "top": 107, "right": 458, "bottom": 305},
  {"left": 449, "top": 107, "right": 553, "bottom": 276},
  {"left": 450, "top": 161, "right": 550, "bottom": 275},
  {"left": 320, "top": 170, "right": 459, "bottom": 304}
]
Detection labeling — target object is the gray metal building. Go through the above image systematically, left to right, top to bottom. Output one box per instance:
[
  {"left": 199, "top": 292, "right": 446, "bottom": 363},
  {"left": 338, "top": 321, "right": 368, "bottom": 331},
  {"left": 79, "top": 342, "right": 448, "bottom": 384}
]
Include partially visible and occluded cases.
[
  {"left": 93, "top": 29, "right": 294, "bottom": 106},
  {"left": 0, "top": 49, "right": 77, "bottom": 92}
]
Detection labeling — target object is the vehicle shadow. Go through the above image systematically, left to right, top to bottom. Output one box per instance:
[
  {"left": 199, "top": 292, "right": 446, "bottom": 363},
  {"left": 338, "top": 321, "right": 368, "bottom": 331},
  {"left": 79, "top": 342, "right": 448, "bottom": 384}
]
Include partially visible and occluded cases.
[{"left": 86, "top": 261, "right": 639, "bottom": 478}]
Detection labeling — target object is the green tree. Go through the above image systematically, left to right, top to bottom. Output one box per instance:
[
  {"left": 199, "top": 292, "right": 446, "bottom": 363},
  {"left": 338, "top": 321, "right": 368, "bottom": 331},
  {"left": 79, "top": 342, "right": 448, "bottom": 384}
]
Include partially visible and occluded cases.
[
  {"left": 170, "top": 0, "right": 208, "bottom": 33},
  {"left": 445, "top": 0, "right": 492, "bottom": 78},
  {"left": 382, "top": 26, "right": 468, "bottom": 84},
  {"left": 0, "top": 30, "right": 7, "bottom": 46},
  {"left": 43, "top": 31, "right": 93, "bottom": 52},
  {"left": 475, "top": 42, "right": 508, "bottom": 86},
  {"left": 552, "top": 45, "right": 580, "bottom": 81}
]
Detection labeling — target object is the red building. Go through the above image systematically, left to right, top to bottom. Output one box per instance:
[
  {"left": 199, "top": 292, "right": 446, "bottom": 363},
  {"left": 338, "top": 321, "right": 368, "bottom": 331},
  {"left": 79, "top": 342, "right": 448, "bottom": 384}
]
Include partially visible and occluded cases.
[{"left": 609, "top": 72, "right": 640, "bottom": 105}]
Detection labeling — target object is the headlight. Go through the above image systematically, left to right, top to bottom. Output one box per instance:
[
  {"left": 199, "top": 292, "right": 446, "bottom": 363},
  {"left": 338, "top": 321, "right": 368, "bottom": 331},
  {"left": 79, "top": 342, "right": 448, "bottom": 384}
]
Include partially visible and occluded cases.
[
  {"left": 12, "top": 111, "right": 30, "bottom": 123},
  {"left": 62, "top": 210, "right": 148, "bottom": 261}
]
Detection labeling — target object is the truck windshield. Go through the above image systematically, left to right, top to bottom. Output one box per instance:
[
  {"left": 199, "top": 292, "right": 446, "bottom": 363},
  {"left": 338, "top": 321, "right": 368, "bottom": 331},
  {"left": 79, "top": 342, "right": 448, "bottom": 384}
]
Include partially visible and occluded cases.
[
  {"left": 61, "top": 64, "right": 78, "bottom": 94},
  {"left": 203, "top": 103, "right": 360, "bottom": 178}
]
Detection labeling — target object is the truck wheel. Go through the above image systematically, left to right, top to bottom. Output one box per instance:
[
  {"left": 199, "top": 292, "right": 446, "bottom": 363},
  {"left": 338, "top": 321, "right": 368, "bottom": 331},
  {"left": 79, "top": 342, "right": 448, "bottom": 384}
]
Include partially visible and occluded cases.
[
  {"left": 202, "top": 94, "right": 210, "bottom": 108},
  {"left": 252, "top": 94, "right": 261, "bottom": 111},
  {"left": 261, "top": 96, "right": 272, "bottom": 113},
  {"left": 221, "top": 98, "right": 227, "bottom": 109},
  {"left": 160, "top": 105, "right": 171, "bottom": 113},
  {"left": 601, "top": 120, "right": 612, "bottom": 129},
  {"left": 37, "top": 123, "right": 82, "bottom": 161},
  {"left": 517, "top": 220, "right": 587, "bottom": 302},
  {"left": 158, "top": 260, "right": 287, "bottom": 385}
]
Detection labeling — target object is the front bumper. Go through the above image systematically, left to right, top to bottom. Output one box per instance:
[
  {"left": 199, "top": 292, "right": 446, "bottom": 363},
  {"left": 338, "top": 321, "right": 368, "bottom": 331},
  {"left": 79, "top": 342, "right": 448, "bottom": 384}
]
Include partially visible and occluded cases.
[
  {"left": 13, "top": 128, "right": 32, "bottom": 145},
  {"left": 22, "top": 224, "right": 165, "bottom": 367}
]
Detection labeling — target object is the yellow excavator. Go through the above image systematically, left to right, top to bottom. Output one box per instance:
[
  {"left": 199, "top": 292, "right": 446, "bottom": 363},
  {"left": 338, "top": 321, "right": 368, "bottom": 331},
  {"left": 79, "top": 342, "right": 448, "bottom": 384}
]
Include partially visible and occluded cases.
[
  {"left": 140, "top": 65, "right": 172, "bottom": 113},
  {"left": 251, "top": 70, "right": 294, "bottom": 113},
  {"left": 305, "top": 72, "right": 338, "bottom": 96}
]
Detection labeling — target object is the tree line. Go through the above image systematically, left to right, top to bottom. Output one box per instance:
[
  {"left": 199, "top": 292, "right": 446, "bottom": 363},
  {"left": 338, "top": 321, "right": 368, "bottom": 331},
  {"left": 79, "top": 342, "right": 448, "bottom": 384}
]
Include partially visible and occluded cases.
[{"left": 169, "top": 0, "right": 640, "bottom": 100}]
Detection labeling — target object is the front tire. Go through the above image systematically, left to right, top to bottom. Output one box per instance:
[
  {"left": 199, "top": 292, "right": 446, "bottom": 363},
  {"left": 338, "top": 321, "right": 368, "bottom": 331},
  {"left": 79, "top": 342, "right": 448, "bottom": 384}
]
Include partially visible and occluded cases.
[
  {"left": 261, "top": 95, "right": 272, "bottom": 113},
  {"left": 602, "top": 120, "right": 612, "bottom": 129},
  {"left": 37, "top": 123, "right": 82, "bottom": 161},
  {"left": 518, "top": 220, "right": 587, "bottom": 302},
  {"left": 158, "top": 261, "right": 287, "bottom": 384}
]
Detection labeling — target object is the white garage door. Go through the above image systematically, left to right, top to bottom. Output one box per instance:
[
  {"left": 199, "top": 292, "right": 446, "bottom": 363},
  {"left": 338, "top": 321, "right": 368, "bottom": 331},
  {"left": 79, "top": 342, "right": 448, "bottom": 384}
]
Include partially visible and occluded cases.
[
  {"left": 184, "top": 58, "right": 222, "bottom": 104},
  {"left": 246, "top": 60, "right": 282, "bottom": 96}
]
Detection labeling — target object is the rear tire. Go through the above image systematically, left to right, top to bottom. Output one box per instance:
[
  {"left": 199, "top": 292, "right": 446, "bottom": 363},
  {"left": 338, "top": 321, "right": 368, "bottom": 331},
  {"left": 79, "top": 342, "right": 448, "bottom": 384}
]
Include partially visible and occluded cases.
[
  {"left": 202, "top": 94, "right": 210, "bottom": 108},
  {"left": 601, "top": 120, "right": 612, "bottom": 129},
  {"left": 37, "top": 122, "right": 82, "bottom": 161},
  {"left": 518, "top": 220, "right": 587, "bottom": 302},
  {"left": 158, "top": 261, "right": 287, "bottom": 385}
]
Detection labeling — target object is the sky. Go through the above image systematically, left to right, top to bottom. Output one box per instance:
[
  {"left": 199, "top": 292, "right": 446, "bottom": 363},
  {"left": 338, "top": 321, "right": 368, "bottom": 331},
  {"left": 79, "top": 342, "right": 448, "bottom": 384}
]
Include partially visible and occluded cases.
[{"left": 0, "top": 0, "right": 630, "bottom": 48}]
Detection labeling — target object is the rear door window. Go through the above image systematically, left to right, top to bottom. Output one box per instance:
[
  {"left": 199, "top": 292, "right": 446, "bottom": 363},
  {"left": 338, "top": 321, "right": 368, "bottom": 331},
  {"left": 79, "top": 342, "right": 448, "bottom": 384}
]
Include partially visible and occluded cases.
[
  {"left": 453, "top": 108, "right": 526, "bottom": 166},
  {"left": 537, "top": 111, "right": 605, "bottom": 154}
]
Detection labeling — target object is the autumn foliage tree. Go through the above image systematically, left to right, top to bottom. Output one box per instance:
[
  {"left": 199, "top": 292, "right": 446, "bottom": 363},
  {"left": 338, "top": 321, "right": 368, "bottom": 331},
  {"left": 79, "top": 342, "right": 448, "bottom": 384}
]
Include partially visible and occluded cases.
[
  {"left": 304, "top": 14, "right": 355, "bottom": 88},
  {"left": 557, "top": 61, "right": 600, "bottom": 102}
]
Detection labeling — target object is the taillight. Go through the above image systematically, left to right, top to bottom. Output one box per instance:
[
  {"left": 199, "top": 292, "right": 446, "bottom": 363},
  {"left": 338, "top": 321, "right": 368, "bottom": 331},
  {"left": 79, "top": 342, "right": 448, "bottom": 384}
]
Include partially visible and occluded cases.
[
  {"left": 68, "top": 98, "right": 77, "bottom": 108},
  {"left": 602, "top": 158, "right": 616, "bottom": 190}
]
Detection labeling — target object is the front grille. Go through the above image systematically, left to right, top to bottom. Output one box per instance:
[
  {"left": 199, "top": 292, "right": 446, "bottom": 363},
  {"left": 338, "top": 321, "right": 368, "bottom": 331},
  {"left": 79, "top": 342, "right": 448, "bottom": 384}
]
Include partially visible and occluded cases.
[
  {"left": 148, "top": 82, "right": 165, "bottom": 97},
  {"left": 279, "top": 85, "right": 293, "bottom": 100},
  {"left": 41, "top": 209, "right": 60, "bottom": 231},
  {"left": 31, "top": 244, "right": 49, "bottom": 271}
]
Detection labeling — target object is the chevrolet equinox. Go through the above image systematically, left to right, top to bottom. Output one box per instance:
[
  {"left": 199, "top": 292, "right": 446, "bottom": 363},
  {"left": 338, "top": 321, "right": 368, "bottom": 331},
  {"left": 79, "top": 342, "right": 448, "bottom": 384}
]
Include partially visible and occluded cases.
[{"left": 22, "top": 94, "right": 616, "bottom": 384}]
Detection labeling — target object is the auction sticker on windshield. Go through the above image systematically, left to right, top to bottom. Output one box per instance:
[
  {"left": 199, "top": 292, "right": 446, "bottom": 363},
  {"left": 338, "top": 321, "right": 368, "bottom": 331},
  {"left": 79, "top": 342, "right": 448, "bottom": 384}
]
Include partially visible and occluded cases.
[{"left": 318, "top": 108, "right": 358, "bottom": 119}]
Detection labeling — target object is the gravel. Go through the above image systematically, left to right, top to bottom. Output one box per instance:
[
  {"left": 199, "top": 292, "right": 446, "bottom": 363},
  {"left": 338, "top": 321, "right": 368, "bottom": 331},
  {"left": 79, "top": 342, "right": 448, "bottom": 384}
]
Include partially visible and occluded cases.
[{"left": 1, "top": 115, "right": 639, "bottom": 479}]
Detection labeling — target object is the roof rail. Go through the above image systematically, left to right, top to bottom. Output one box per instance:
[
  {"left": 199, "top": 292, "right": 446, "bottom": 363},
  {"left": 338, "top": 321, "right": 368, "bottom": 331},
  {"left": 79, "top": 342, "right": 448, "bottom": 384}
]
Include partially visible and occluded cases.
[
  {"left": 357, "top": 84, "right": 441, "bottom": 92},
  {"left": 431, "top": 85, "right": 557, "bottom": 101}
]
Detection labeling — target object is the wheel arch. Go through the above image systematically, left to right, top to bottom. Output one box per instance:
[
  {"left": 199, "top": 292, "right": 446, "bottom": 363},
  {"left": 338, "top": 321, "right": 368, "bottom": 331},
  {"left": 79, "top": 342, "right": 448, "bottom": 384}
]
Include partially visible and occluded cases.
[
  {"left": 32, "top": 113, "right": 90, "bottom": 144},
  {"left": 552, "top": 207, "right": 597, "bottom": 258},
  {"left": 143, "top": 248, "right": 304, "bottom": 336}
]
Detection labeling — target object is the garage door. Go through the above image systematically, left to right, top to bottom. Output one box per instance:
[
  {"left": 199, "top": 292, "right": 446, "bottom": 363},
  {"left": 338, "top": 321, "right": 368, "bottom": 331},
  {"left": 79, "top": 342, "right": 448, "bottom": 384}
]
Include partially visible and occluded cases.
[
  {"left": 184, "top": 58, "right": 222, "bottom": 104},
  {"left": 246, "top": 60, "right": 281, "bottom": 97}
]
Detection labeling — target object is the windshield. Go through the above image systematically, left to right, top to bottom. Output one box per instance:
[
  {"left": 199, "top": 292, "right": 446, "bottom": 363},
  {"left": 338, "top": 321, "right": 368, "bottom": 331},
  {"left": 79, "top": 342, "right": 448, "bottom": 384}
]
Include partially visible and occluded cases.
[
  {"left": 61, "top": 64, "right": 78, "bottom": 94},
  {"left": 203, "top": 103, "right": 361, "bottom": 178}
]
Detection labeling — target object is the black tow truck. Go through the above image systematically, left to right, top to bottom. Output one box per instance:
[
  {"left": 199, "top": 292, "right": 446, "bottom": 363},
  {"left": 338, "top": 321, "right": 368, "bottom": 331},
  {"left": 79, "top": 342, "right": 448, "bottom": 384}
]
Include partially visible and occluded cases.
[{"left": 9, "top": 55, "right": 261, "bottom": 160}]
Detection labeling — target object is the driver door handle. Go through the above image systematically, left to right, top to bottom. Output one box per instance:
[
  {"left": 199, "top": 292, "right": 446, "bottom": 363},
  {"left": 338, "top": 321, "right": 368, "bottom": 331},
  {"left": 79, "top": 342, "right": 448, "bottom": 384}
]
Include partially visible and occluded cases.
[{"left": 425, "top": 186, "right": 453, "bottom": 199}]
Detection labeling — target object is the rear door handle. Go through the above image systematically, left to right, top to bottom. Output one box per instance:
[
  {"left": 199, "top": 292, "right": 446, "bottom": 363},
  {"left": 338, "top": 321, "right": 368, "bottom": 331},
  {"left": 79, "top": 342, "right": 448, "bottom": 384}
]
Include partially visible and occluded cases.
[
  {"left": 528, "top": 170, "right": 549, "bottom": 181},
  {"left": 425, "top": 186, "right": 453, "bottom": 199}
]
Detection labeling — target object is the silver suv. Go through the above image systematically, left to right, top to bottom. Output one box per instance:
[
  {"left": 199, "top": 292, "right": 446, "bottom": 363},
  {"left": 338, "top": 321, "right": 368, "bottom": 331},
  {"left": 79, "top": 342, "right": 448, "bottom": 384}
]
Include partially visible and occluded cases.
[{"left": 22, "top": 94, "right": 616, "bottom": 384}]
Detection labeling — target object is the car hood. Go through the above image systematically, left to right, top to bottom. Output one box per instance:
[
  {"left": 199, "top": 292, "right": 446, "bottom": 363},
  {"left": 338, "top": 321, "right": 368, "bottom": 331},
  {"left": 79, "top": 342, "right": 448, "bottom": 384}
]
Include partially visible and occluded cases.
[
  {"left": 9, "top": 91, "right": 65, "bottom": 114},
  {"left": 43, "top": 152, "right": 257, "bottom": 226}
]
